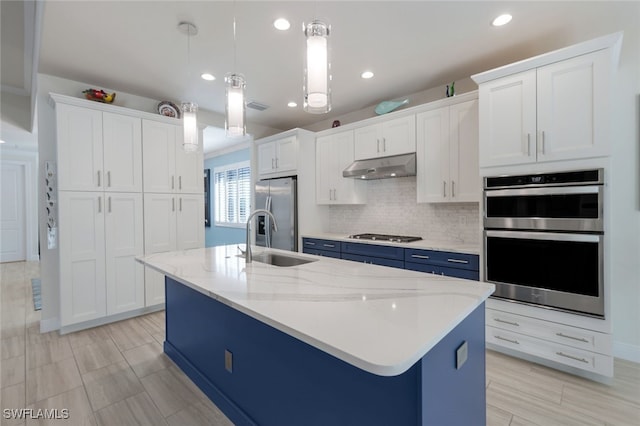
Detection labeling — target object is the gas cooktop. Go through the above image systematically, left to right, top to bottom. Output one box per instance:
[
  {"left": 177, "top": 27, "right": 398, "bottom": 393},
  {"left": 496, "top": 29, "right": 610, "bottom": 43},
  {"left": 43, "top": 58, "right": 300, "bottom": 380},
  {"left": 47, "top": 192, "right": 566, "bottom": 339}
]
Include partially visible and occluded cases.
[{"left": 348, "top": 233, "right": 423, "bottom": 243}]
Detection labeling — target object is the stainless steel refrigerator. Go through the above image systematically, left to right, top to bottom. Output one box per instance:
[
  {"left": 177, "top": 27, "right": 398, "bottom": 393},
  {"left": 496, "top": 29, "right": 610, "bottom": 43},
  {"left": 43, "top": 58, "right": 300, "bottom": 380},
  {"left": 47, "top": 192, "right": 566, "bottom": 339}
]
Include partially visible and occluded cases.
[{"left": 254, "top": 177, "right": 297, "bottom": 252}]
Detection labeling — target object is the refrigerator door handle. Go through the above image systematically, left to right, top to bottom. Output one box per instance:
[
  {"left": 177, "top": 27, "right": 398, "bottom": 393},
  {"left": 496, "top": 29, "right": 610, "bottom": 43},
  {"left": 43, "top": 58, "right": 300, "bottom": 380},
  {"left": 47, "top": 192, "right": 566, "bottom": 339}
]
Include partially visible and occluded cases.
[{"left": 265, "top": 195, "right": 273, "bottom": 248}]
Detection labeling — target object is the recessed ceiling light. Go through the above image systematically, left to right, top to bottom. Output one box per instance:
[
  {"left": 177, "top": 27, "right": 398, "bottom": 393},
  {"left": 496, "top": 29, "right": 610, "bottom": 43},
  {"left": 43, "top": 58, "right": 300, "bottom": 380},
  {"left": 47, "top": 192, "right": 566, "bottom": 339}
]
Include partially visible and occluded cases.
[
  {"left": 492, "top": 14, "right": 512, "bottom": 27},
  {"left": 274, "top": 18, "right": 290, "bottom": 31},
  {"left": 361, "top": 71, "right": 374, "bottom": 79},
  {"left": 201, "top": 73, "right": 215, "bottom": 81},
  {"left": 287, "top": 101, "right": 297, "bottom": 108},
  {"left": 0, "top": 139, "right": 5, "bottom": 144}
]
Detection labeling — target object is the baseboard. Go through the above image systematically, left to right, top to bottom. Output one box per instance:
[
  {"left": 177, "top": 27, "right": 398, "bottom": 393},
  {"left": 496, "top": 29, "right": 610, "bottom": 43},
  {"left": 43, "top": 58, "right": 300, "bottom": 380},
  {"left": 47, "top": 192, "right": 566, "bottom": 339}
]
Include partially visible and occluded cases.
[
  {"left": 58, "top": 304, "right": 165, "bottom": 335},
  {"left": 39, "top": 317, "right": 60, "bottom": 333},
  {"left": 613, "top": 341, "right": 640, "bottom": 363}
]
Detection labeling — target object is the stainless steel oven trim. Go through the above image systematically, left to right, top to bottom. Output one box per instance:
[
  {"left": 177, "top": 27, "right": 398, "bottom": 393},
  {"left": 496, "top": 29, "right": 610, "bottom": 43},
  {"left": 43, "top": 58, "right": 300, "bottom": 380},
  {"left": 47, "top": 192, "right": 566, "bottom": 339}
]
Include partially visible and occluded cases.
[
  {"left": 483, "top": 168, "right": 604, "bottom": 190},
  {"left": 484, "top": 185, "right": 603, "bottom": 232},
  {"left": 485, "top": 185, "right": 603, "bottom": 197},
  {"left": 483, "top": 230, "right": 604, "bottom": 317}
]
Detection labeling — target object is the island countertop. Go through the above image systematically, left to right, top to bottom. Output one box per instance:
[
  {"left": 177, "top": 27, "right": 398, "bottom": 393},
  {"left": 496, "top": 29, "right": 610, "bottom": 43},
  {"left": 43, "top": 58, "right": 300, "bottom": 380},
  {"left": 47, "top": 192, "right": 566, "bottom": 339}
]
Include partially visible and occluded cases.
[{"left": 137, "top": 245, "right": 494, "bottom": 376}]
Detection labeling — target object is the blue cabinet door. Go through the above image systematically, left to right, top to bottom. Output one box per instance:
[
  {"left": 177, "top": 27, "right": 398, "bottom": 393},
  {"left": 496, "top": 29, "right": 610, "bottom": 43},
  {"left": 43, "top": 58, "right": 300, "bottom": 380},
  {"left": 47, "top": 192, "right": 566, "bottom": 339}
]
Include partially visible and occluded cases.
[
  {"left": 303, "top": 238, "right": 341, "bottom": 253},
  {"left": 341, "top": 242, "right": 405, "bottom": 261},
  {"left": 303, "top": 247, "right": 341, "bottom": 259},
  {"left": 405, "top": 249, "right": 479, "bottom": 271},
  {"left": 405, "top": 263, "right": 479, "bottom": 281}
]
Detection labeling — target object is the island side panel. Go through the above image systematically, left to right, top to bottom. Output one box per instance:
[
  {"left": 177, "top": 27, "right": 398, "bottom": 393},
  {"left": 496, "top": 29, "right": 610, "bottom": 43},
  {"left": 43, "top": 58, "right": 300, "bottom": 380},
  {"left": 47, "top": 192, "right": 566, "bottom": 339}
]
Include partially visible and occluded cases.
[
  {"left": 164, "top": 277, "right": 487, "bottom": 426},
  {"left": 420, "top": 303, "right": 486, "bottom": 425}
]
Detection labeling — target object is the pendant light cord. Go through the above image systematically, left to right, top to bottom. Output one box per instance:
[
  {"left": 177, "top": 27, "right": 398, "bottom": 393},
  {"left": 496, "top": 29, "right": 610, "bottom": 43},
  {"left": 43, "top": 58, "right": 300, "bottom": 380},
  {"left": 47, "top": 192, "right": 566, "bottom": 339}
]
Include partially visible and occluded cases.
[{"left": 233, "top": 1, "right": 237, "bottom": 72}]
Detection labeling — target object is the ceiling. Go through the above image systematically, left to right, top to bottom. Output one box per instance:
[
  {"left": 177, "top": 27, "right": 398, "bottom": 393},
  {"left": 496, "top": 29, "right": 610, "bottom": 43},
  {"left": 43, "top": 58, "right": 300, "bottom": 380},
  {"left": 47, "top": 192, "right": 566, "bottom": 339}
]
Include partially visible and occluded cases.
[{"left": 2, "top": 2, "right": 636, "bottom": 152}]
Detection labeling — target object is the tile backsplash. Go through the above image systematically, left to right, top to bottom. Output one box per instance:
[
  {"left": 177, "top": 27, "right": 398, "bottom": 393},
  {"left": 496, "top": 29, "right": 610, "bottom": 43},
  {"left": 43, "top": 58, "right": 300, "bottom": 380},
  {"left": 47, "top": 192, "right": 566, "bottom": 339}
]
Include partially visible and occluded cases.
[{"left": 326, "top": 177, "right": 480, "bottom": 245}]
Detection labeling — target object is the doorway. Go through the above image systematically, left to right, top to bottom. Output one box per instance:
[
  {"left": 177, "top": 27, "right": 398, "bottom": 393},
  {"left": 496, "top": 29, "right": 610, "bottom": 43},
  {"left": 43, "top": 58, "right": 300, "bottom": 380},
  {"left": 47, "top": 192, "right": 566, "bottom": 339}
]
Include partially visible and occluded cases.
[{"left": 1, "top": 163, "right": 26, "bottom": 262}]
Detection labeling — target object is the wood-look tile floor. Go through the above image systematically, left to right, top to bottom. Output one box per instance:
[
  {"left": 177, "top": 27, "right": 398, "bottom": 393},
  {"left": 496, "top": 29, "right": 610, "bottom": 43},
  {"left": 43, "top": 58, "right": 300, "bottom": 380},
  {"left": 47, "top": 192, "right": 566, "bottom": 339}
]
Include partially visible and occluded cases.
[{"left": 1, "top": 261, "right": 639, "bottom": 425}]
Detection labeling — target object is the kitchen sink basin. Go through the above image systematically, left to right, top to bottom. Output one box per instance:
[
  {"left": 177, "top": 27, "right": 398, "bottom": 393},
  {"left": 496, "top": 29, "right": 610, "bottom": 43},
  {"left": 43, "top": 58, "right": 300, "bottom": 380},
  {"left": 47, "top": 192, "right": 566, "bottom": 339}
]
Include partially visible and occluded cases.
[{"left": 238, "top": 253, "right": 317, "bottom": 267}]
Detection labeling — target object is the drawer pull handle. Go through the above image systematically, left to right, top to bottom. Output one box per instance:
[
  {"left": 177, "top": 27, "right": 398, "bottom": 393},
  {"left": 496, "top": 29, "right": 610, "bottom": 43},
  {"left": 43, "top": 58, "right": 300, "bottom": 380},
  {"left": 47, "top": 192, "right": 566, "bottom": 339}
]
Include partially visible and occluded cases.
[
  {"left": 305, "top": 242, "right": 316, "bottom": 246},
  {"left": 323, "top": 244, "right": 335, "bottom": 248},
  {"left": 411, "top": 254, "right": 430, "bottom": 259},
  {"left": 447, "top": 258, "right": 469, "bottom": 264},
  {"left": 494, "top": 318, "right": 520, "bottom": 327},
  {"left": 556, "top": 332, "right": 589, "bottom": 343},
  {"left": 495, "top": 335, "right": 519, "bottom": 345},
  {"left": 556, "top": 352, "right": 589, "bottom": 364}
]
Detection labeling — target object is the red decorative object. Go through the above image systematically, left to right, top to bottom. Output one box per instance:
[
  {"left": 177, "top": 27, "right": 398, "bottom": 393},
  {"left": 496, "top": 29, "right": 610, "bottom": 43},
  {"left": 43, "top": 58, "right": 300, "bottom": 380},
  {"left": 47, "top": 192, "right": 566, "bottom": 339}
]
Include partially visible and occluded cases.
[{"left": 82, "top": 88, "right": 116, "bottom": 103}]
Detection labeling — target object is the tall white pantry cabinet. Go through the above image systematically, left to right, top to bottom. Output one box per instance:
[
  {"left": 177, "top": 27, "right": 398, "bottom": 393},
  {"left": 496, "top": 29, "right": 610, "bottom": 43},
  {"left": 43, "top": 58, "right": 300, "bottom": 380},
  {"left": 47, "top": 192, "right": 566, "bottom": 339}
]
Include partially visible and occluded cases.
[{"left": 50, "top": 93, "right": 204, "bottom": 332}]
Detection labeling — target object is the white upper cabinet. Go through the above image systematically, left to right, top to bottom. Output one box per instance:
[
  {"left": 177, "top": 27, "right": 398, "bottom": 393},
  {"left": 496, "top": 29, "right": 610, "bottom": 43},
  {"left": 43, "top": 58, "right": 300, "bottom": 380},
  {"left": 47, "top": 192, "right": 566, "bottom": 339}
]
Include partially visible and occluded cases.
[
  {"left": 477, "top": 48, "right": 614, "bottom": 167},
  {"left": 417, "top": 96, "right": 479, "bottom": 203},
  {"left": 56, "top": 104, "right": 143, "bottom": 192},
  {"left": 56, "top": 104, "right": 104, "bottom": 191},
  {"left": 102, "top": 112, "right": 143, "bottom": 192},
  {"left": 354, "top": 115, "right": 415, "bottom": 160},
  {"left": 142, "top": 119, "right": 203, "bottom": 193},
  {"left": 142, "top": 120, "right": 177, "bottom": 193},
  {"left": 316, "top": 131, "right": 366, "bottom": 205},
  {"left": 257, "top": 136, "right": 298, "bottom": 178},
  {"left": 176, "top": 194, "right": 205, "bottom": 250}
]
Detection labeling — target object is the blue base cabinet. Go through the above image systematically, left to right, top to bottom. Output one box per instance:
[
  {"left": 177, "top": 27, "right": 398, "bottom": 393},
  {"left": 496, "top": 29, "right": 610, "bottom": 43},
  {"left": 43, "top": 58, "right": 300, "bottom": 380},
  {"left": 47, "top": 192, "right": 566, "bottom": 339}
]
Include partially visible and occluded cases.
[
  {"left": 304, "top": 237, "right": 480, "bottom": 281},
  {"left": 302, "top": 238, "right": 341, "bottom": 258},
  {"left": 165, "top": 276, "right": 487, "bottom": 426}
]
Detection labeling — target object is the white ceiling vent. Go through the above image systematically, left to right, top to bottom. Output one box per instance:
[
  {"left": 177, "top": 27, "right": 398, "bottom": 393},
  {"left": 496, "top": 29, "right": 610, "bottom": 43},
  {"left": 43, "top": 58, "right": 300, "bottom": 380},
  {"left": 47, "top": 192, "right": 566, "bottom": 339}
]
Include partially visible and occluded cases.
[{"left": 246, "top": 101, "right": 269, "bottom": 111}]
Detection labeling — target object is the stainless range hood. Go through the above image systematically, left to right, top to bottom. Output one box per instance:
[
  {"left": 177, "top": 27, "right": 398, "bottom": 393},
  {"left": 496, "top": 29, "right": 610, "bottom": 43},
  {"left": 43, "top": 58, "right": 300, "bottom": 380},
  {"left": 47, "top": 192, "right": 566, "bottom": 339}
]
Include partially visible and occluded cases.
[{"left": 342, "top": 153, "right": 416, "bottom": 180}]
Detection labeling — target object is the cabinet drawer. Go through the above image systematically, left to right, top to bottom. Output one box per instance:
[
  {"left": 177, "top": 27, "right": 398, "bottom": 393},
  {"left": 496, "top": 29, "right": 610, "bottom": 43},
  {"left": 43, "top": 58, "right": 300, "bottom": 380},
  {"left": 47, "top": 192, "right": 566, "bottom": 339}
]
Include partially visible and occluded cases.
[
  {"left": 302, "top": 238, "right": 340, "bottom": 253},
  {"left": 341, "top": 242, "right": 405, "bottom": 261},
  {"left": 302, "top": 247, "right": 341, "bottom": 259},
  {"left": 404, "top": 249, "right": 479, "bottom": 271},
  {"left": 341, "top": 253, "right": 404, "bottom": 269},
  {"left": 405, "top": 263, "right": 479, "bottom": 281},
  {"left": 486, "top": 309, "right": 611, "bottom": 355},
  {"left": 486, "top": 326, "right": 613, "bottom": 377}
]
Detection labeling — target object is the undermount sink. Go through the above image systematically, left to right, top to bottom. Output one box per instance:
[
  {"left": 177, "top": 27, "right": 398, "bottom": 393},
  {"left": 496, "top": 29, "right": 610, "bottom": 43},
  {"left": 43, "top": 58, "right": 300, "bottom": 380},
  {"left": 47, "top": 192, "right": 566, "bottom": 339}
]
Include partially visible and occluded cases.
[{"left": 238, "top": 253, "right": 317, "bottom": 267}]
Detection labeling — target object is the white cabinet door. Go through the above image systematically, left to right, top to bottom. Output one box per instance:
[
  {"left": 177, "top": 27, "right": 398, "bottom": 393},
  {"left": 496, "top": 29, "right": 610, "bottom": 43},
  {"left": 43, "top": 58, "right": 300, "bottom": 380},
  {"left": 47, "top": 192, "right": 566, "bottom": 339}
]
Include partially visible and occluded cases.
[
  {"left": 536, "top": 49, "right": 610, "bottom": 162},
  {"left": 479, "top": 70, "right": 537, "bottom": 167},
  {"left": 449, "top": 99, "right": 479, "bottom": 202},
  {"left": 56, "top": 104, "right": 103, "bottom": 191},
  {"left": 417, "top": 107, "right": 449, "bottom": 203},
  {"left": 102, "top": 112, "right": 142, "bottom": 192},
  {"left": 355, "top": 115, "right": 415, "bottom": 160},
  {"left": 381, "top": 115, "right": 416, "bottom": 157},
  {"left": 142, "top": 120, "right": 177, "bottom": 193},
  {"left": 354, "top": 124, "right": 381, "bottom": 160},
  {"left": 175, "top": 128, "right": 204, "bottom": 194},
  {"left": 316, "top": 131, "right": 365, "bottom": 205},
  {"left": 315, "top": 135, "right": 334, "bottom": 204},
  {"left": 275, "top": 136, "right": 297, "bottom": 173},
  {"left": 257, "top": 142, "right": 277, "bottom": 176},
  {"left": 59, "top": 191, "right": 106, "bottom": 326},
  {"left": 105, "top": 193, "right": 144, "bottom": 315},
  {"left": 143, "top": 193, "right": 177, "bottom": 254},
  {"left": 177, "top": 194, "right": 205, "bottom": 250},
  {"left": 145, "top": 266, "right": 165, "bottom": 306}
]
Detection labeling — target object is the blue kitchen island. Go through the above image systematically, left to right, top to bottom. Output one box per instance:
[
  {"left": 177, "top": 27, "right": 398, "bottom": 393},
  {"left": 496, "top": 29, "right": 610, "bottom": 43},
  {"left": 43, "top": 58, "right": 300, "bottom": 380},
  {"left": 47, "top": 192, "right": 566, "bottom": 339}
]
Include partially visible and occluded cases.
[{"left": 138, "top": 245, "right": 494, "bottom": 425}]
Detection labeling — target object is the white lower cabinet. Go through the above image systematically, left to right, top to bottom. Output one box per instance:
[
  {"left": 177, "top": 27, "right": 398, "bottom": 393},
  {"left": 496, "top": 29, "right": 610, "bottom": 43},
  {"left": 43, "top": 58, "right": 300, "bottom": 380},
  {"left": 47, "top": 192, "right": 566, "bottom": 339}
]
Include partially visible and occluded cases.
[
  {"left": 59, "top": 191, "right": 144, "bottom": 327},
  {"left": 143, "top": 193, "right": 204, "bottom": 305},
  {"left": 486, "top": 307, "right": 613, "bottom": 377}
]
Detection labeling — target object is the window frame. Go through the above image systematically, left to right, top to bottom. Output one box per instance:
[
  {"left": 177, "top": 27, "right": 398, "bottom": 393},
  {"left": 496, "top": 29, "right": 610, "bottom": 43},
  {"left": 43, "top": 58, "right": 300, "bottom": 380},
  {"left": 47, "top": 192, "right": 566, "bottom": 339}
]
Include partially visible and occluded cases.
[{"left": 213, "top": 160, "right": 251, "bottom": 228}]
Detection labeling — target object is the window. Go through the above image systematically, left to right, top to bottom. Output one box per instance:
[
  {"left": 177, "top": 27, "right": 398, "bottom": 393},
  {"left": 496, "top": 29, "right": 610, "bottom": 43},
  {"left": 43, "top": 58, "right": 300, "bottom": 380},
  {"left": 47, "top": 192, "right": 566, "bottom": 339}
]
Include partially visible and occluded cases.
[{"left": 214, "top": 161, "right": 251, "bottom": 227}]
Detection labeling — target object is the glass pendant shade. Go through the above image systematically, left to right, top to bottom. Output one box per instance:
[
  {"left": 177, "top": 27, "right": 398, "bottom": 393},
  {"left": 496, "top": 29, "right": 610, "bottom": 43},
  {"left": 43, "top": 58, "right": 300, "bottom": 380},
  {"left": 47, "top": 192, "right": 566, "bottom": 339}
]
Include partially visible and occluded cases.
[
  {"left": 304, "top": 20, "right": 331, "bottom": 114},
  {"left": 225, "top": 73, "right": 246, "bottom": 137},
  {"left": 181, "top": 102, "right": 198, "bottom": 152}
]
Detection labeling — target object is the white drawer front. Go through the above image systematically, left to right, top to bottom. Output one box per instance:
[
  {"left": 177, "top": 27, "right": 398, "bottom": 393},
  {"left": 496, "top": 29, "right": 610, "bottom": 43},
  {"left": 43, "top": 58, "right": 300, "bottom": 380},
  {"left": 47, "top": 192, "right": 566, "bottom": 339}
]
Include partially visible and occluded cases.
[
  {"left": 486, "top": 309, "right": 611, "bottom": 355},
  {"left": 487, "top": 326, "right": 613, "bottom": 377}
]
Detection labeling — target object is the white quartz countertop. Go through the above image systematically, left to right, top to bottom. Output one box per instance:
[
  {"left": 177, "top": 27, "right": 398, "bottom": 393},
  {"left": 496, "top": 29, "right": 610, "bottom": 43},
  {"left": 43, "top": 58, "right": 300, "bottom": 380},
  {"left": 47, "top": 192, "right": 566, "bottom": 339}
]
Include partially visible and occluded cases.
[
  {"left": 302, "top": 233, "right": 480, "bottom": 255},
  {"left": 137, "top": 245, "right": 493, "bottom": 376}
]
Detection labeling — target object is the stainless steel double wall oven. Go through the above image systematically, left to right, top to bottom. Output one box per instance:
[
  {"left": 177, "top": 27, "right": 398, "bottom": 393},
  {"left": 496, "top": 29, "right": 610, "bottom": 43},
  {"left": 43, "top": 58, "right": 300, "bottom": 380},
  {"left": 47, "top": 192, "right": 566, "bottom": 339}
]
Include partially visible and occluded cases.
[{"left": 483, "top": 169, "right": 605, "bottom": 317}]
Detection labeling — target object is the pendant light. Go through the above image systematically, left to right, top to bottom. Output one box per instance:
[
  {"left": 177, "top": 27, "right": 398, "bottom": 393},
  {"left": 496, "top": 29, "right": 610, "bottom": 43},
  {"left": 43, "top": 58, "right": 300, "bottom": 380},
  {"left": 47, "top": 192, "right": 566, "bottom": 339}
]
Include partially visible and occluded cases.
[
  {"left": 225, "top": 6, "right": 246, "bottom": 137},
  {"left": 303, "top": 20, "right": 331, "bottom": 114},
  {"left": 178, "top": 21, "right": 199, "bottom": 152}
]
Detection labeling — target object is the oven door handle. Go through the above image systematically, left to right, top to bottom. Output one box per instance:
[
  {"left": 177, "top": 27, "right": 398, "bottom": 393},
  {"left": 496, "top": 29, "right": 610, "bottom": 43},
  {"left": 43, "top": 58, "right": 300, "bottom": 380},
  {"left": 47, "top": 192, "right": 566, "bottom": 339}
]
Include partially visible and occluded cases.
[
  {"left": 485, "top": 185, "right": 602, "bottom": 197},
  {"left": 485, "top": 230, "right": 602, "bottom": 243}
]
